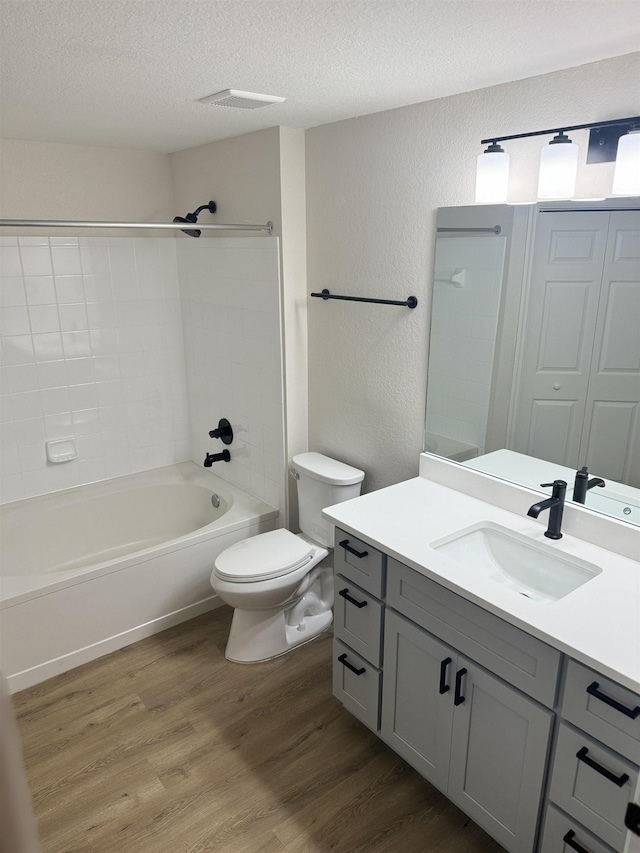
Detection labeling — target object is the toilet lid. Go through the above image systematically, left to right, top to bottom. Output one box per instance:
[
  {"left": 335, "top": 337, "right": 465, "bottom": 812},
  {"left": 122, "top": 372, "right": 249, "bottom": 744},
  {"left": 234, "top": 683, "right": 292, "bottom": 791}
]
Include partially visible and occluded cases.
[{"left": 214, "top": 529, "right": 315, "bottom": 582}]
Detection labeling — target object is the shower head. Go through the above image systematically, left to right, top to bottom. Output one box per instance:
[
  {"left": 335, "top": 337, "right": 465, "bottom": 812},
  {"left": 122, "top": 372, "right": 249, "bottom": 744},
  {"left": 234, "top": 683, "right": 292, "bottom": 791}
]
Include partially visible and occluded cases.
[
  {"left": 173, "top": 200, "right": 217, "bottom": 238},
  {"left": 173, "top": 215, "right": 201, "bottom": 238}
]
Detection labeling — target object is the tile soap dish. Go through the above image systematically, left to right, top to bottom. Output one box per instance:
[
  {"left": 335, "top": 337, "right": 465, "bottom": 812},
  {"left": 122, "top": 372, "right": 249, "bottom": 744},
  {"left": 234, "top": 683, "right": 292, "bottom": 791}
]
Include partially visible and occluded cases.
[{"left": 46, "top": 438, "right": 79, "bottom": 463}]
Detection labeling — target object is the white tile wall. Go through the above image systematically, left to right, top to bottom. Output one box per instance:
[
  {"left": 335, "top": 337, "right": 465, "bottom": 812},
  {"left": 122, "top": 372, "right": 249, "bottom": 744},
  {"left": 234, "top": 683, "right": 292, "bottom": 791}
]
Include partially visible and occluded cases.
[
  {"left": 426, "top": 235, "right": 507, "bottom": 454},
  {"left": 0, "top": 236, "right": 190, "bottom": 503},
  {"left": 178, "top": 237, "right": 285, "bottom": 516}
]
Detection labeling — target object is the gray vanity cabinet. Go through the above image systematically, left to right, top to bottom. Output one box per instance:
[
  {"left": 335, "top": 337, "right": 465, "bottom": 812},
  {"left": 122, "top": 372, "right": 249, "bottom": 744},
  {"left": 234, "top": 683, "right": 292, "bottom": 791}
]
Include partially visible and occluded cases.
[
  {"left": 331, "top": 527, "right": 638, "bottom": 853},
  {"left": 381, "top": 608, "right": 552, "bottom": 853}
]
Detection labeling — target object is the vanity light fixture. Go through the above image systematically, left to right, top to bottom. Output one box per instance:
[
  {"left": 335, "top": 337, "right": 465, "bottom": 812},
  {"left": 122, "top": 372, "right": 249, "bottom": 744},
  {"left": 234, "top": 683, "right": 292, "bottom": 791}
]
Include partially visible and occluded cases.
[{"left": 475, "top": 116, "right": 640, "bottom": 202}]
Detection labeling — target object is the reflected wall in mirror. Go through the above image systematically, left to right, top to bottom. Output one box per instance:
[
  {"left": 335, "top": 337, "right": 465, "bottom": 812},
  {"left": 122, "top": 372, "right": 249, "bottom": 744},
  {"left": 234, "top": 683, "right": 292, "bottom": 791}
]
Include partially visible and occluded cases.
[{"left": 425, "top": 199, "right": 640, "bottom": 526}]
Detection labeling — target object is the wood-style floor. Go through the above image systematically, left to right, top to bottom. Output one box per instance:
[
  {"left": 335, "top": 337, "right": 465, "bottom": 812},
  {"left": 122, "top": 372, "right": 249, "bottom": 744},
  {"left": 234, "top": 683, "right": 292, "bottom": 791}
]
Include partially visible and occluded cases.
[{"left": 14, "top": 607, "right": 505, "bottom": 853}]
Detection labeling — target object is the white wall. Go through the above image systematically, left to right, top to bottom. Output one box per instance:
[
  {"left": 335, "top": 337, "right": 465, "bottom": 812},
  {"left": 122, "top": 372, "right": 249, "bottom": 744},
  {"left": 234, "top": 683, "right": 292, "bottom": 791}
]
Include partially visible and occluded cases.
[
  {"left": 305, "top": 53, "right": 640, "bottom": 493},
  {"left": 278, "top": 127, "right": 308, "bottom": 528},
  {"left": 170, "top": 128, "right": 283, "bottom": 236},
  {"left": 0, "top": 139, "right": 173, "bottom": 223}
]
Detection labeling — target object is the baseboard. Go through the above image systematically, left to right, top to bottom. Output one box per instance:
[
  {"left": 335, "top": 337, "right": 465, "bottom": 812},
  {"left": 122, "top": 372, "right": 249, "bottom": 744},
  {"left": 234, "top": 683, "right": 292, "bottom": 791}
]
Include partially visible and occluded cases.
[{"left": 8, "top": 595, "right": 224, "bottom": 694}]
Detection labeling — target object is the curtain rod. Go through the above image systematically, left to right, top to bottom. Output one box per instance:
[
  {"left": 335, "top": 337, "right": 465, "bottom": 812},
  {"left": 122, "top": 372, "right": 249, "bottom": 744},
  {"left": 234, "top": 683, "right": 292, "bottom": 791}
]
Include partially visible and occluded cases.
[
  {"left": 0, "top": 219, "right": 273, "bottom": 233},
  {"left": 437, "top": 226, "right": 502, "bottom": 234}
]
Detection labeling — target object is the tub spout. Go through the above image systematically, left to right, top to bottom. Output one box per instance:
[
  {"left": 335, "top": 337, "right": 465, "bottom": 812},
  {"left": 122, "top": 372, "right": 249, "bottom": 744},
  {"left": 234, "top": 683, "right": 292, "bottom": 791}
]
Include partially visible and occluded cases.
[{"left": 204, "top": 450, "right": 230, "bottom": 467}]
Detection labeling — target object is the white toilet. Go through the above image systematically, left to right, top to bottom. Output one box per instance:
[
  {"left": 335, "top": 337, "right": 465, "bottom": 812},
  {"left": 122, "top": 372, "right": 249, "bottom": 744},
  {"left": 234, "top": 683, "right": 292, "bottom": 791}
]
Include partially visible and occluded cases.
[{"left": 210, "top": 452, "right": 365, "bottom": 663}]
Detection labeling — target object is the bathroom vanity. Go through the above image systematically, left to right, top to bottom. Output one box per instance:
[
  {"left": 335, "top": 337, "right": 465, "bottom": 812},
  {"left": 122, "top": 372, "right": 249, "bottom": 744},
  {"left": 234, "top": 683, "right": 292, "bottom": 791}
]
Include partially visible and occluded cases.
[{"left": 324, "top": 455, "right": 640, "bottom": 853}]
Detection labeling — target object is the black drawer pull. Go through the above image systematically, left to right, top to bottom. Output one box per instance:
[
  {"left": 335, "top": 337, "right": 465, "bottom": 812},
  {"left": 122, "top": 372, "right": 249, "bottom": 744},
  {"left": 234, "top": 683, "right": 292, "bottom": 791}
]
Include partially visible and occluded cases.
[
  {"left": 339, "top": 539, "right": 369, "bottom": 559},
  {"left": 338, "top": 588, "right": 368, "bottom": 609},
  {"left": 338, "top": 653, "right": 366, "bottom": 676},
  {"left": 439, "top": 657, "right": 452, "bottom": 694},
  {"left": 454, "top": 667, "right": 467, "bottom": 706},
  {"left": 586, "top": 681, "right": 640, "bottom": 719},
  {"left": 576, "top": 746, "right": 630, "bottom": 787},
  {"left": 563, "top": 829, "right": 591, "bottom": 853}
]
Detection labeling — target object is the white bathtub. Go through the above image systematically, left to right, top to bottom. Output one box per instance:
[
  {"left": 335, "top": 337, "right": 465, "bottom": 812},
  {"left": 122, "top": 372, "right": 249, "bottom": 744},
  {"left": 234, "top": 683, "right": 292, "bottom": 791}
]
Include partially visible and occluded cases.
[{"left": 0, "top": 462, "right": 278, "bottom": 692}]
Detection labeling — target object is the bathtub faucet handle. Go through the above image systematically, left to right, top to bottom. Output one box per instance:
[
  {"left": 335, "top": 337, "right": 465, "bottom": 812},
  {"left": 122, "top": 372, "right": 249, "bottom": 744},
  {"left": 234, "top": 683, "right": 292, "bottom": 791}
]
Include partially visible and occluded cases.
[
  {"left": 208, "top": 418, "right": 233, "bottom": 445},
  {"left": 204, "top": 449, "right": 231, "bottom": 467}
]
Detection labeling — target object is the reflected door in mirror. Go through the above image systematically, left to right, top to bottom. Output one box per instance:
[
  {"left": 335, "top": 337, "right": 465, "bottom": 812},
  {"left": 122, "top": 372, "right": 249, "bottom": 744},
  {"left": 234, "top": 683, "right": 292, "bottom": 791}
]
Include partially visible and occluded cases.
[{"left": 510, "top": 209, "right": 640, "bottom": 487}]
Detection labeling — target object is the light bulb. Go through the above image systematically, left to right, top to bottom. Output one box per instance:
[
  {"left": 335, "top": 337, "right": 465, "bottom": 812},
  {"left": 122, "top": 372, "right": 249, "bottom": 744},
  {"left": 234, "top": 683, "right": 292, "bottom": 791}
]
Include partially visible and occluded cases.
[
  {"left": 612, "top": 129, "right": 640, "bottom": 195},
  {"left": 538, "top": 132, "right": 579, "bottom": 199},
  {"left": 475, "top": 143, "right": 509, "bottom": 203}
]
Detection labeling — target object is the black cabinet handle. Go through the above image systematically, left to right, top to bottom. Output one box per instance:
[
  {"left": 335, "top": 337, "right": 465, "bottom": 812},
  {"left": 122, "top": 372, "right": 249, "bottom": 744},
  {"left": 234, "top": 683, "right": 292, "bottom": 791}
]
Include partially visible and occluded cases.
[
  {"left": 339, "top": 539, "right": 369, "bottom": 559},
  {"left": 338, "top": 588, "right": 368, "bottom": 609},
  {"left": 338, "top": 653, "right": 366, "bottom": 676},
  {"left": 439, "top": 657, "right": 452, "bottom": 694},
  {"left": 454, "top": 667, "right": 467, "bottom": 706},
  {"left": 586, "top": 681, "right": 640, "bottom": 719},
  {"left": 576, "top": 746, "right": 630, "bottom": 787},
  {"left": 563, "top": 829, "right": 590, "bottom": 853}
]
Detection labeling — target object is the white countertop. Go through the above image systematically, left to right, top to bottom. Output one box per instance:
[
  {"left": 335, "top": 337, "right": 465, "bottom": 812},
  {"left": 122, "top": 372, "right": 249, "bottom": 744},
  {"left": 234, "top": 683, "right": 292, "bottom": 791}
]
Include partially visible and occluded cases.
[{"left": 323, "top": 472, "right": 640, "bottom": 693}]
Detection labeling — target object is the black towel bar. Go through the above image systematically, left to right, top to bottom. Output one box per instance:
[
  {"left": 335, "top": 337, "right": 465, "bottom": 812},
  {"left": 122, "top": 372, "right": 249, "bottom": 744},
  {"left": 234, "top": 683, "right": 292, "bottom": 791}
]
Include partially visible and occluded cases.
[{"left": 311, "top": 289, "right": 417, "bottom": 308}]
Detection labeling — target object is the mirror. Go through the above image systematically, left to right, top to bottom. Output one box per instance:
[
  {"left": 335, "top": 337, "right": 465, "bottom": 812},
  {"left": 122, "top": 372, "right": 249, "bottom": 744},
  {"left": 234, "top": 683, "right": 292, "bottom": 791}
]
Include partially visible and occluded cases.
[{"left": 425, "top": 199, "right": 640, "bottom": 526}]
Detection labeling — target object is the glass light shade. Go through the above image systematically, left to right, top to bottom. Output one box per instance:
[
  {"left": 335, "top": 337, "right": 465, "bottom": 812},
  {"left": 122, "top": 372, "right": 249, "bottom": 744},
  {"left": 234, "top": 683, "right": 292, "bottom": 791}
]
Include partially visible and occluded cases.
[
  {"left": 612, "top": 130, "right": 640, "bottom": 195},
  {"left": 538, "top": 137, "right": 579, "bottom": 199},
  {"left": 475, "top": 148, "right": 510, "bottom": 203}
]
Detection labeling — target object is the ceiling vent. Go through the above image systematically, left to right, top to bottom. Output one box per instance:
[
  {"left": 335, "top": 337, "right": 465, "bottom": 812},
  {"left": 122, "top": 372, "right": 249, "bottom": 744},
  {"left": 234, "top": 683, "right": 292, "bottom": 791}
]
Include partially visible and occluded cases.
[{"left": 197, "top": 89, "right": 286, "bottom": 110}]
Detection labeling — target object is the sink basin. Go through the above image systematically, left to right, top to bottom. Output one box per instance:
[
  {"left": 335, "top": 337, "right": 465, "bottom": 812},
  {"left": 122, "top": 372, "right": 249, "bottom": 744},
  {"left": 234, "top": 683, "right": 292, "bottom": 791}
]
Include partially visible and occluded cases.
[{"left": 431, "top": 522, "right": 601, "bottom": 602}]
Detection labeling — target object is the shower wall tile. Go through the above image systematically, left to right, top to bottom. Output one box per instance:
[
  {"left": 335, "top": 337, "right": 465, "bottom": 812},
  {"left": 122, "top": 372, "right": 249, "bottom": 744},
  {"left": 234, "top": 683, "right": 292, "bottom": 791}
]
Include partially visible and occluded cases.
[
  {"left": 0, "top": 236, "right": 189, "bottom": 504},
  {"left": 178, "top": 237, "right": 285, "bottom": 518}
]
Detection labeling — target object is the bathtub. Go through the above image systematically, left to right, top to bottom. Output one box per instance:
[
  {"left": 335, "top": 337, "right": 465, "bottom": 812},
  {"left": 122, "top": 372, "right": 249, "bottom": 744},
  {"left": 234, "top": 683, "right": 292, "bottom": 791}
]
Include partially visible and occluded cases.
[{"left": 0, "top": 462, "right": 278, "bottom": 692}]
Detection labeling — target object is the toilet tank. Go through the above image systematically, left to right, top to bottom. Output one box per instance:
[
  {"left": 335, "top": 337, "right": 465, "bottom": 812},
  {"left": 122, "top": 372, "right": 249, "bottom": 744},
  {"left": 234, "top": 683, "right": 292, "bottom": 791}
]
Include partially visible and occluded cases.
[{"left": 292, "top": 452, "right": 365, "bottom": 547}]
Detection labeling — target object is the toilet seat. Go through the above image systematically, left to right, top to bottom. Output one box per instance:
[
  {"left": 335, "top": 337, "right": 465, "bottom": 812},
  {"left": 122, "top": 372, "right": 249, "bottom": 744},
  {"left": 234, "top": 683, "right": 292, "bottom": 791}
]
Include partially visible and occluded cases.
[{"left": 214, "top": 529, "right": 315, "bottom": 583}]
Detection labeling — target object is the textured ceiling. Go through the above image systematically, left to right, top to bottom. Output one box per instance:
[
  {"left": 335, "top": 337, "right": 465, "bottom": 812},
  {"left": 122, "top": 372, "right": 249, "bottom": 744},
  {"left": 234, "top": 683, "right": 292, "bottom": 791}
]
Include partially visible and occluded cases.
[{"left": 0, "top": 0, "right": 638, "bottom": 153}]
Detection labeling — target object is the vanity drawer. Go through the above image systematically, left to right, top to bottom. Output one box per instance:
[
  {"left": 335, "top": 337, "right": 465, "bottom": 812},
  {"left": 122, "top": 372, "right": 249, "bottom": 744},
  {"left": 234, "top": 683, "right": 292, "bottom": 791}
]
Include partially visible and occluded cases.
[
  {"left": 334, "top": 529, "right": 385, "bottom": 598},
  {"left": 386, "top": 558, "right": 561, "bottom": 706},
  {"left": 334, "top": 576, "right": 383, "bottom": 667},
  {"left": 332, "top": 639, "right": 380, "bottom": 733},
  {"left": 561, "top": 660, "right": 640, "bottom": 764},
  {"left": 549, "top": 722, "right": 638, "bottom": 851},
  {"left": 540, "top": 803, "right": 614, "bottom": 853}
]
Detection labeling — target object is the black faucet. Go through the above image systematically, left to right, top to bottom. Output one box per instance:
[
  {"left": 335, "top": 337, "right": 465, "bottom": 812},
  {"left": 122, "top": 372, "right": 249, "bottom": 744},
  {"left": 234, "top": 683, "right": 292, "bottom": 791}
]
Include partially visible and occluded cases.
[
  {"left": 204, "top": 449, "right": 230, "bottom": 467},
  {"left": 573, "top": 466, "right": 605, "bottom": 504},
  {"left": 527, "top": 480, "right": 567, "bottom": 540}
]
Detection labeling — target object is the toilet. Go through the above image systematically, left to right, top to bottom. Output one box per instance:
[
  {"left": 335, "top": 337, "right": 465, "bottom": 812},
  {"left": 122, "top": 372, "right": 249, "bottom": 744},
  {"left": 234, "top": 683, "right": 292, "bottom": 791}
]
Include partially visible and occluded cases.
[{"left": 211, "top": 452, "right": 365, "bottom": 663}]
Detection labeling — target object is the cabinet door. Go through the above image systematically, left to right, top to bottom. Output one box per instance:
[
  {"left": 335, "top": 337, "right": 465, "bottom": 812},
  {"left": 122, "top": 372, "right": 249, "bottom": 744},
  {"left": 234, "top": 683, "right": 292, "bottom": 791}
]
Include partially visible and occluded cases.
[
  {"left": 380, "top": 609, "right": 454, "bottom": 793},
  {"left": 448, "top": 658, "right": 553, "bottom": 853}
]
